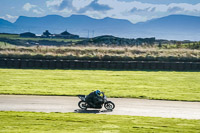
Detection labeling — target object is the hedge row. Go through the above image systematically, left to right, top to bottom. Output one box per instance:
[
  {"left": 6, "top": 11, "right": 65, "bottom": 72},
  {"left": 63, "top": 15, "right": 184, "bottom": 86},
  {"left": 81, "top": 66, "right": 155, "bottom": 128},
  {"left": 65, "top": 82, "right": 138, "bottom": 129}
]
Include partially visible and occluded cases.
[{"left": 0, "top": 58, "right": 199, "bottom": 70}]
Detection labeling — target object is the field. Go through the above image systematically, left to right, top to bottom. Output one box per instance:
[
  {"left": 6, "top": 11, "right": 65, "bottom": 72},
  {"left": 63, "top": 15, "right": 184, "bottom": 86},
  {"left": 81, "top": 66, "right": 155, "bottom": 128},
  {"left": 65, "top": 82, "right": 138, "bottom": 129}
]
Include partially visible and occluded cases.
[
  {"left": 0, "top": 33, "right": 200, "bottom": 62},
  {"left": 0, "top": 34, "right": 19, "bottom": 38},
  {"left": 0, "top": 36, "right": 200, "bottom": 133},
  {"left": 0, "top": 69, "right": 199, "bottom": 101},
  {"left": 0, "top": 111, "right": 199, "bottom": 133}
]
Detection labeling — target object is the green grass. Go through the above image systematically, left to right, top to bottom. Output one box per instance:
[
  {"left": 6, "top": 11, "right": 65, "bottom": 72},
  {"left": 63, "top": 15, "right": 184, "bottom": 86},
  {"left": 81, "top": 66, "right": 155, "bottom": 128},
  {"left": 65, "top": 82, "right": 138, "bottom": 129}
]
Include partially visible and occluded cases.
[
  {"left": 0, "top": 34, "right": 19, "bottom": 38},
  {"left": 11, "top": 37, "right": 82, "bottom": 42},
  {"left": 0, "top": 41, "right": 15, "bottom": 47},
  {"left": 162, "top": 42, "right": 200, "bottom": 49},
  {"left": 0, "top": 69, "right": 200, "bottom": 101},
  {"left": 0, "top": 111, "right": 199, "bottom": 133}
]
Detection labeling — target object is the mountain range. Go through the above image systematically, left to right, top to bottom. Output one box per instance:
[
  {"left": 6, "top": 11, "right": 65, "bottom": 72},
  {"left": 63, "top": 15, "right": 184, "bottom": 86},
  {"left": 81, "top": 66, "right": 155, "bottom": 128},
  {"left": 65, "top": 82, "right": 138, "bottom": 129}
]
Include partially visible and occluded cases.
[{"left": 0, "top": 14, "right": 200, "bottom": 41}]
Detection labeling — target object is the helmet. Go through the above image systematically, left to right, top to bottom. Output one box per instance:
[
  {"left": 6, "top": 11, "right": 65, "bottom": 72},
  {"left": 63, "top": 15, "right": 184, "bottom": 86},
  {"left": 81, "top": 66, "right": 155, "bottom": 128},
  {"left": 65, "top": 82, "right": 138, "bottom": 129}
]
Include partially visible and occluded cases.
[{"left": 95, "top": 90, "right": 101, "bottom": 95}]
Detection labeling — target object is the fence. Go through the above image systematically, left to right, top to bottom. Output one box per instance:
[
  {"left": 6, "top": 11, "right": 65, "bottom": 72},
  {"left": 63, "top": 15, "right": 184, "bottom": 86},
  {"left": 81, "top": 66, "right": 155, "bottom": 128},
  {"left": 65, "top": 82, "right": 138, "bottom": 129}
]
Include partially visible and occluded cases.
[{"left": 0, "top": 58, "right": 199, "bottom": 70}]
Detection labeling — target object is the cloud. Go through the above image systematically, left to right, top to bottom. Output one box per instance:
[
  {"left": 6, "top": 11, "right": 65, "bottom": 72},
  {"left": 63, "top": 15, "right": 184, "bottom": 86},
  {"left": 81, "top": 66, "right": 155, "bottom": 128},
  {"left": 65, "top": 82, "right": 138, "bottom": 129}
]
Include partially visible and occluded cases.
[
  {"left": 45, "top": 0, "right": 200, "bottom": 23},
  {"left": 46, "top": 0, "right": 75, "bottom": 12},
  {"left": 46, "top": 0, "right": 111, "bottom": 14},
  {"left": 46, "top": 0, "right": 63, "bottom": 8},
  {"left": 60, "top": 0, "right": 74, "bottom": 10},
  {"left": 73, "top": 0, "right": 93, "bottom": 10},
  {"left": 78, "top": 0, "right": 112, "bottom": 13},
  {"left": 97, "top": 0, "right": 200, "bottom": 23},
  {"left": 117, "top": 0, "right": 200, "bottom": 5},
  {"left": 23, "top": 3, "right": 37, "bottom": 11},
  {"left": 23, "top": 3, "right": 44, "bottom": 15},
  {"left": 167, "top": 6, "right": 183, "bottom": 13},
  {"left": 130, "top": 7, "right": 156, "bottom": 13},
  {"left": 33, "top": 9, "right": 44, "bottom": 14},
  {"left": 0, "top": 14, "right": 18, "bottom": 22},
  {"left": 6, "top": 14, "right": 18, "bottom": 19}
]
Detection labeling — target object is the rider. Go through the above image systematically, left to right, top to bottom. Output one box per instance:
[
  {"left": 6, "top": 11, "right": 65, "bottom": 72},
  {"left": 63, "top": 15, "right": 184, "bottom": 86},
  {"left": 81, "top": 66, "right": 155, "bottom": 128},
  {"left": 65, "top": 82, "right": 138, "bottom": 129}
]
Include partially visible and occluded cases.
[{"left": 86, "top": 90, "right": 102, "bottom": 107}]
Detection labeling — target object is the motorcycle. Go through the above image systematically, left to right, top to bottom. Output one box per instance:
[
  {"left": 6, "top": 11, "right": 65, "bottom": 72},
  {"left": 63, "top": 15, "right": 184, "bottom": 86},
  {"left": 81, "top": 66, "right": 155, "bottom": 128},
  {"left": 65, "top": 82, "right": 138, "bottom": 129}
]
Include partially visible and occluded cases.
[{"left": 77, "top": 92, "right": 115, "bottom": 110}]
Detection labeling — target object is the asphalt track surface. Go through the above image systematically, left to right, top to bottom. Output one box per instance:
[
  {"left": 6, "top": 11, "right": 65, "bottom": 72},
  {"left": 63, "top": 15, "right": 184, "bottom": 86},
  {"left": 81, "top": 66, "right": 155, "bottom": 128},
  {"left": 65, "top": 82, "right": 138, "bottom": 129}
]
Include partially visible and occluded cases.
[{"left": 0, "top": 95, "right": 200, "bottom": 119}]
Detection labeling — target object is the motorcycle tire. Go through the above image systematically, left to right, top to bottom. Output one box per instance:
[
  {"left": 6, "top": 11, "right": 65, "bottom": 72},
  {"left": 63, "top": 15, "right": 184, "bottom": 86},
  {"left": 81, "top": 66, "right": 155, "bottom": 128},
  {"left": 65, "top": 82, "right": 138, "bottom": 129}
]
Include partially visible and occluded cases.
[
  {"left": 78, "top": 101, "right": 87, "bottom": 110},
  {"left": 104, "top": 101, "right": 115, "bottom": 110}
]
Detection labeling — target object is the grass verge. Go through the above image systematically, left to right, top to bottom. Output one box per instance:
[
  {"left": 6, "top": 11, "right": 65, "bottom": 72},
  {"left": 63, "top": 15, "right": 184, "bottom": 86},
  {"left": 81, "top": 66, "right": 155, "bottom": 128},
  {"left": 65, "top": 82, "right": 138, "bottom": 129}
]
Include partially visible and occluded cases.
[
  {"left": 0, "top": 45, "right": 200, "bottom": 62},
  {"left": 0, "top": 69, "right": 200, "bottom": 101},
  {"left": 0, "top": 111, "right": 200, "bottom": 133}
]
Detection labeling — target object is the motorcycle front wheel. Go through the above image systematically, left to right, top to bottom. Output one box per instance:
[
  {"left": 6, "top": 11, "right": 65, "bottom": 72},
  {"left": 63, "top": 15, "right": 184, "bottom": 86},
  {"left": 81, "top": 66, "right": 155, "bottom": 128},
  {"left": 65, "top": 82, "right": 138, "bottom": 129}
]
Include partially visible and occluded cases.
[
  {"left": 78, "top": 101, "right": 87, "bottom": 110},
  {"left": 104, "top": 101, "right": 115, "bottom": 110}
]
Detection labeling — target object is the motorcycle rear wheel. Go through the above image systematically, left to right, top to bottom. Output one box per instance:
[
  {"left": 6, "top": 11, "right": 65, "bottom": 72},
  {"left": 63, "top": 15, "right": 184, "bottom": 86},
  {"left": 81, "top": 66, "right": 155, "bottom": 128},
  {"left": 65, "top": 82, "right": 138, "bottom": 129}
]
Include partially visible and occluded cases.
[
  {"left": 78, "top": 101, "right": 87, "bottom": 110},
  {"left": 104, "top": 101, "right": 115, "bottom": 110}
]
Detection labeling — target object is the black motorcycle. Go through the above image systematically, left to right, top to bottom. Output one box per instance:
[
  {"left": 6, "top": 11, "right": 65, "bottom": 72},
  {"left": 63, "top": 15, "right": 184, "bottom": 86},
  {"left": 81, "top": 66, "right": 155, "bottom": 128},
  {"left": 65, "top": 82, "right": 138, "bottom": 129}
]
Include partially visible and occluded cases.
[{"left": 77, "top": 92, "right": 115, "bottom": 110}]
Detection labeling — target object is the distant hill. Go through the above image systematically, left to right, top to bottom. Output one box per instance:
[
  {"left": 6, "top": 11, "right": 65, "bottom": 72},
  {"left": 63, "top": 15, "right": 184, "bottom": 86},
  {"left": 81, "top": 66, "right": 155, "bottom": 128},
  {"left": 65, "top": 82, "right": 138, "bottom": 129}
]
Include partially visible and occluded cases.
[
  {"left": 0, "top": 14, "right": 200, "bottom": 40},
  {"left": 14, "top": 14, "right": 133, "bottom": 37},
  {"left": 134, "top": 15, "right": 200, "bottom": 40},
  {"left": 0, "top": 18, "right": 17, "bottom": 33},
  {"left": 0, "top": 18, "right": 13, "bottom": 26}
]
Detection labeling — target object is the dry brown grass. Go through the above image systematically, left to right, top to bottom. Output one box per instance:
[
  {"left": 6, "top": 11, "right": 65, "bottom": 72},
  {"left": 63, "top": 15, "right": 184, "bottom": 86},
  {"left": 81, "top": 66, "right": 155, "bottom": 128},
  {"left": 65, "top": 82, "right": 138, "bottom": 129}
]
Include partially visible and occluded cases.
[{"left": 0, "top": 45, "right": 199, "bottom": 61}]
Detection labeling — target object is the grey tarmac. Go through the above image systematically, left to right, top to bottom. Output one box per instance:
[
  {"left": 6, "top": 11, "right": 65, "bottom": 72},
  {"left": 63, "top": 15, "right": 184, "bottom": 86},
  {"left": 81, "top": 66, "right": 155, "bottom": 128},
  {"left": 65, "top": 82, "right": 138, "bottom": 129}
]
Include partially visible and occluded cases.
[{"left": 0, "top": 95, "right": 200, "bottom": 119}]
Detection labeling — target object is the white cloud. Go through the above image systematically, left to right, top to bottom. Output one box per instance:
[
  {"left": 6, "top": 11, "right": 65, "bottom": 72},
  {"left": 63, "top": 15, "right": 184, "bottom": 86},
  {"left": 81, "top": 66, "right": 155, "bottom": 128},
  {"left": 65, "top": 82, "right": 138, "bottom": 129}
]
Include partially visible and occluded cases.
[
  {"left": 45, "top": 0, "right": 200, "bottom": 23},
  {"left": 46, "top": 0, "right": 63, "bottom": 8},
  {"left": 46, "top": 0, "right": 75, "bottom": 15},
  {"left": 46, "top": 0, "right": 93, "bottom": 11},
  {"left": 46, "top": 0, "right": 74, "bottom": 10},
  {"left": 46, "top": 0, "right": 112, "bottom": 17},
  {"left": 73, "top": 0, "right": 93, "bottom": 10},
  {"left": 97, "top": 0, "right": 200, "bottom": 23},
  {"left": 98, "top": 0, "right": 200, "bottom": 13},
  {"left": 23, "top": 3, "right": 37, "bottom": 11},
  {"left": 23, "top": 3, "right": 45, "bottom": 15},
  {"left": 33, "top": 9, "right": 43, "bottom": 14},
  {"left": 0, "top": 14, "right": 18, "bottom": 22},
  {"left": 6, "top": 14, "right": 18, "bottom": 19}
]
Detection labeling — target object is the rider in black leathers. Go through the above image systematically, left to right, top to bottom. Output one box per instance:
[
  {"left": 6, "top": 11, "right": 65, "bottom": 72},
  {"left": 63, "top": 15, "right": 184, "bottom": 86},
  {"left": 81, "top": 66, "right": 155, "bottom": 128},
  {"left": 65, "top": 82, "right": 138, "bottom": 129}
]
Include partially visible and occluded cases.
[{"left": 85, "top": 90, "right": 102, "bottom": 107}]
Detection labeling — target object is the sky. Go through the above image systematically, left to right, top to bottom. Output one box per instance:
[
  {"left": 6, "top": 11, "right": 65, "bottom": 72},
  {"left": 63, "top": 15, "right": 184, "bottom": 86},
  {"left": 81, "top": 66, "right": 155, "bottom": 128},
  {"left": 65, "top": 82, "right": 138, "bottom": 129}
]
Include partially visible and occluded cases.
[{"left": 0, "top": 0, "right": 200, "bottom": 23}]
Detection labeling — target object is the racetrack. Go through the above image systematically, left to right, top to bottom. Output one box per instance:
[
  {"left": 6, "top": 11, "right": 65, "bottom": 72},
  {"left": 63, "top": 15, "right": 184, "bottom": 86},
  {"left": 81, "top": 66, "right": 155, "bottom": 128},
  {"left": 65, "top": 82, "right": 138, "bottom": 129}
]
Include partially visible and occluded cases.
[{"left": 0, "top": 95, "right": 199, "bottom": 119}]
